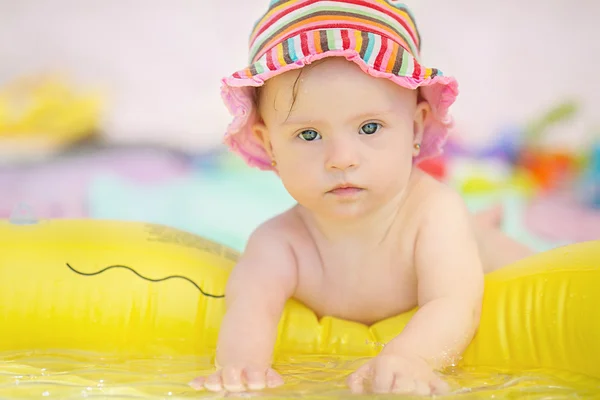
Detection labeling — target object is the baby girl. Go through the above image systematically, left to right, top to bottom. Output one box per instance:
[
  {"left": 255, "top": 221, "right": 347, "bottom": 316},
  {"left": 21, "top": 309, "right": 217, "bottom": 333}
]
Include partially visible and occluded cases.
[{"left": 190, "top": 0, "right": 532, "bottom": 395}]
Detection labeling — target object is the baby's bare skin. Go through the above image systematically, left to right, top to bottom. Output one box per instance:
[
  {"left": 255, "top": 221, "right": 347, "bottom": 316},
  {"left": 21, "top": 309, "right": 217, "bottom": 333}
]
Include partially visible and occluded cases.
[
  {"left": 190, "top": 58, "right": 531, "bottom": 395},
  {"left": 290, "top": 169, "right": 433, "bottom": 326},
  {"left": 192, "top": 171, "right": 484, "bottom": 395}
]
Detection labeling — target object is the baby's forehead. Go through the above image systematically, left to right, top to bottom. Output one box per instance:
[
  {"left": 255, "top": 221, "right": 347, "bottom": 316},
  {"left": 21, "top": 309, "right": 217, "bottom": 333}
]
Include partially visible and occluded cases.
[{"left": 259, "top": 70, "right": 303, "bottom": 104}]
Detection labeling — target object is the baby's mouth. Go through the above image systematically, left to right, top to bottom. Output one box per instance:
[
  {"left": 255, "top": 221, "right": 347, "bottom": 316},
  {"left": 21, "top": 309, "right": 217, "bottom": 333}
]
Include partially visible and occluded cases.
[{"left": 327, "top": 184, "right": 364, "bottom": 196}]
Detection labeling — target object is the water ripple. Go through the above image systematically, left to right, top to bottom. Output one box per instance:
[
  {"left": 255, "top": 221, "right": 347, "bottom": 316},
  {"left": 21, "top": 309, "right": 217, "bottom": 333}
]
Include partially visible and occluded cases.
[{"left": 0, "top": 351, "right": 596, "bottom": 399}]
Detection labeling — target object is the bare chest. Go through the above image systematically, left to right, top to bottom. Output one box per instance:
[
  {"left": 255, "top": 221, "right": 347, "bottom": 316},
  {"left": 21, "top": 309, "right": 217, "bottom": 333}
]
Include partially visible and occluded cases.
[{"left": 293, "top": 244, "right": 418, "bottom": 326}]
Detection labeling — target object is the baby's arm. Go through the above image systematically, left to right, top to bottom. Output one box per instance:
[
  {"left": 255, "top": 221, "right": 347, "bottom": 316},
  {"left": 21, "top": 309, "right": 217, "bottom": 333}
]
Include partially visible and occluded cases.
[
  {"left": 348, "top": 188, "right": 484, "bottom": 395},
  {"left": 386, "top": 188, "right": 484, "bottom": 365},
  {"left": 190, "top": 221, "right": 298, "bottom": 392}
]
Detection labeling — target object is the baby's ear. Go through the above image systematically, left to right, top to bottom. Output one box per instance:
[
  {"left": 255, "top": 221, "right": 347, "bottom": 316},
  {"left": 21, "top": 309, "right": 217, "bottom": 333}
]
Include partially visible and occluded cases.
[
  {"left": 413, "top": 99, "right": 431, "bottom": 146},
  {"left": 252, "top": 121, "right": 275, "bottom": 160}
]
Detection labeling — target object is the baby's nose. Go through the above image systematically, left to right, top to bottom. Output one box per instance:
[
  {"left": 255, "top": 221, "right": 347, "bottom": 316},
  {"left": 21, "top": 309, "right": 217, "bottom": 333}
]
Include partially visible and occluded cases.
[{"left": 325, "top": 137, "right": 359, "bottom": 171}]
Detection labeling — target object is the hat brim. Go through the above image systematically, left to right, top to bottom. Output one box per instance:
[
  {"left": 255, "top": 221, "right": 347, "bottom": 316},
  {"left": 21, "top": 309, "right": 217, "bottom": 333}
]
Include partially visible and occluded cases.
[{"left": 221, "top": 29, "right": 458, "bottom": 171}]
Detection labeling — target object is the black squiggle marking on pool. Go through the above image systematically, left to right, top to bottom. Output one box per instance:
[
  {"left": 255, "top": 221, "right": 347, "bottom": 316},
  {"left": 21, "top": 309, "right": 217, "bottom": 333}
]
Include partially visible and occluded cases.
[{"left": 65, "top": 263, "right": 225, "bottom": 298}]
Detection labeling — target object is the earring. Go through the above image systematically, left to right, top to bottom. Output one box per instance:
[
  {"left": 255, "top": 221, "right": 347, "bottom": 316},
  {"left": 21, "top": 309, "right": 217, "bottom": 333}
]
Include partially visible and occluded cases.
[
  {"left": 414, "top": 143, "right": 421, "bottom": 151},
  {"left": 271, "top": 160, "right": 277, "bottom": 167}
]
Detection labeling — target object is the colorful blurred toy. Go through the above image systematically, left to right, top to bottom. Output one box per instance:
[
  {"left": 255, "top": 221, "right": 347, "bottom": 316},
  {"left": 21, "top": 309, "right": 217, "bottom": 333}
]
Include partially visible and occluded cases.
[
  {"left": 445, "top": 100, "right": 586, "bottom": 196},
  {"left": 515, "top": 101, "right": 581, "bottom": 192},
  {"left": 517, "top": 149, "right": 579, "bottom": 191}
]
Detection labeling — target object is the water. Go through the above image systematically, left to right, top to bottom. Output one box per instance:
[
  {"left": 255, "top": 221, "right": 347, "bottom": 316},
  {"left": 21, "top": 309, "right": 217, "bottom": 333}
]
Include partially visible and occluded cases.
[{"left": 0, "top": 351, "right": 597, "bottom": 399}]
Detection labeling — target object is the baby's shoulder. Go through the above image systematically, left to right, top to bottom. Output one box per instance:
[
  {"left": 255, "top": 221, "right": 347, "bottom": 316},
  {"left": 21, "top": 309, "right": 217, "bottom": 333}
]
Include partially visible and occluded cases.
[
  {"left": 406, "top": 170, "right": 468, "bottom": 223},
  {"left": 248, "top": 205, "right": 310, "bottom": 246}
]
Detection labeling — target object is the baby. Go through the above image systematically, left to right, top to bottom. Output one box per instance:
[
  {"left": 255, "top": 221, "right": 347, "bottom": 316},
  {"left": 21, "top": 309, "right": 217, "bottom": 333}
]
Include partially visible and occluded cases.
[{"left": 190, "top": 0, "right": 533, "bottom": 395}]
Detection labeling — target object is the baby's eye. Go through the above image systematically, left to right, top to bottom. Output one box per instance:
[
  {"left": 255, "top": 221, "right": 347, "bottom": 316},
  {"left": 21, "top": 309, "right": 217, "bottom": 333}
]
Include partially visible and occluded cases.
[
  {"left": 359, "top": 122, "right": 381, "bottom": 135},
  {"left": 298, "top": 129, "right": 321, "bottom": 141}
]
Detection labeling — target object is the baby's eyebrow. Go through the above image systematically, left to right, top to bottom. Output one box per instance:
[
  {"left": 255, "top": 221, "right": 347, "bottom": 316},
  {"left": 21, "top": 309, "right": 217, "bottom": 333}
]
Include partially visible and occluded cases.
[
  {"left": 282, "top": 110, "right": 395, "bottom": 126},
  {"left": 351, "top": 110, "right": 396, "bottom": 121},
  {"left": 281, "top": 116, "right": 320, "bottom": 126}
]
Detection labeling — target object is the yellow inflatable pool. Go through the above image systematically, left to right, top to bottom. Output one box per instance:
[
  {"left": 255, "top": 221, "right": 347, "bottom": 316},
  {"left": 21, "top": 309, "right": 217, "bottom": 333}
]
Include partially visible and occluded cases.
[{"left": 0, "top": 218, "right": 599, "bottom": 398}]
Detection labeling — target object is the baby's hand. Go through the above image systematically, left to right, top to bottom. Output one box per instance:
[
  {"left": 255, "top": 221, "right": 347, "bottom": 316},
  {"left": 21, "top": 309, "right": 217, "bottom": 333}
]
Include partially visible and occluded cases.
[
  {"left": 346, "top": 352, "right": 450, "bottom": 396},
  {"left": 189, "top": 366, "right": 284, "bottom": 393}
]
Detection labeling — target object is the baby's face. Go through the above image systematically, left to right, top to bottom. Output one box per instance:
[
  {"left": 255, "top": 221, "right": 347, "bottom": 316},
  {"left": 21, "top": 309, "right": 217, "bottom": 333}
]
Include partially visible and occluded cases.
[{"left": 255, "top": 58, "right": 426, "bottom": 220}]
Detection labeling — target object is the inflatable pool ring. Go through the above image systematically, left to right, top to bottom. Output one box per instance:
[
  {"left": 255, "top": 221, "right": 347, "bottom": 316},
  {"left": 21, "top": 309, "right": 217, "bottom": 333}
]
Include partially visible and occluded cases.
[{"left": 0, "top": 218, "right": 599, "bottom": 397}]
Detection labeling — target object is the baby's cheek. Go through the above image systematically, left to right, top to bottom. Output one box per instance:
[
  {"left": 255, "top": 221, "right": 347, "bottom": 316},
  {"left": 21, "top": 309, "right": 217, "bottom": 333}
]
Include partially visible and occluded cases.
[
  {"left": 378, "top": 149, "right": 410, "bottom": 171},
  {"left": 377, "top": 155, "right": 412, "bottom": 190},
  {"left": 278, "top": 167, "right": 312, "bottom": 196}
]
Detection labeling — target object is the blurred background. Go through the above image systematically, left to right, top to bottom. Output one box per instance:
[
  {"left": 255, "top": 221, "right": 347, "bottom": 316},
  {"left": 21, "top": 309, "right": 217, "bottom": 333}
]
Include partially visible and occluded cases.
[{"left": 1, "top": 0, "right": 599, "bottom": 252}]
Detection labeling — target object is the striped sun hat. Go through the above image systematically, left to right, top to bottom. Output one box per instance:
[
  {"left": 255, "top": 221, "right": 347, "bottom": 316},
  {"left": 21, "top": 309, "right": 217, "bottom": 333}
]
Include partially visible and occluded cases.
[{"left": 221, "top": 0, "right": 459, "bottom": 171}]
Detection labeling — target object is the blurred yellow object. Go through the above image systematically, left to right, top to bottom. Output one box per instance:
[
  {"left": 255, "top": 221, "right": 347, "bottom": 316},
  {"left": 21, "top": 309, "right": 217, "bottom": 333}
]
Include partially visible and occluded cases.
[
  {"left": 0, "top": 75, "right": 102, "bottom": 160},
  {"left": 459, "top": 168, "right": 538, "bottom": 197},
  {"left": 460, "top": 175, "right": 502, "bottom": 194},
  {"left": 0, "top": 219, "right": 598, "bottom": 398}
]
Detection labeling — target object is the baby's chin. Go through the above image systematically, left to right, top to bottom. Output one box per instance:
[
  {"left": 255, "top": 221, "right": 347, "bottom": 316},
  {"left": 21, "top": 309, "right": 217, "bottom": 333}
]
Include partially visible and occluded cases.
[{"left": 304, "top": 196, "right": 379, "bottom": 221}]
